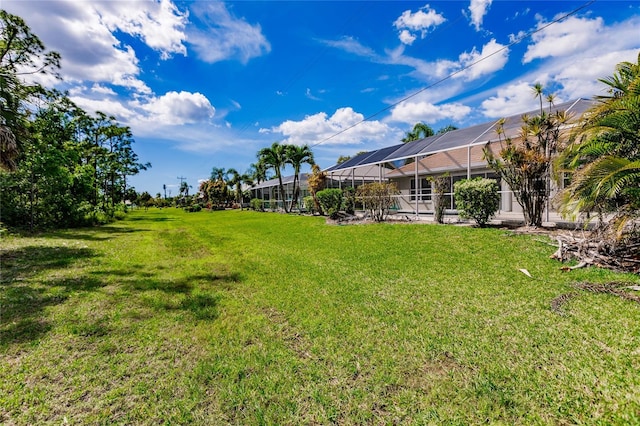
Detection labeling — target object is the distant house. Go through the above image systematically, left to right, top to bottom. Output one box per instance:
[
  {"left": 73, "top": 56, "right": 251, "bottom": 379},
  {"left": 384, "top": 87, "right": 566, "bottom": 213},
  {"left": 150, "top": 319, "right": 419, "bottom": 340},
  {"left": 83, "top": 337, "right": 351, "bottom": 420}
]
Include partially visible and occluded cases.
[
  {"left": 322, "top": 98, "right": 595, "bottom": 221},
  {"left": 249, "top": 173, "right": 311, "bottom": 210}
]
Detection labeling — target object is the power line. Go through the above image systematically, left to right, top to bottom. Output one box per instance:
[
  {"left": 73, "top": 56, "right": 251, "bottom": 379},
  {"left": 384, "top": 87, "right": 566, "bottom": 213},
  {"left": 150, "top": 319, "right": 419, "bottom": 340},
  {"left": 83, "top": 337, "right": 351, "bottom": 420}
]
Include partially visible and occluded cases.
[{"left": 310, "top": 0, "right": 597, "bottom": 148}]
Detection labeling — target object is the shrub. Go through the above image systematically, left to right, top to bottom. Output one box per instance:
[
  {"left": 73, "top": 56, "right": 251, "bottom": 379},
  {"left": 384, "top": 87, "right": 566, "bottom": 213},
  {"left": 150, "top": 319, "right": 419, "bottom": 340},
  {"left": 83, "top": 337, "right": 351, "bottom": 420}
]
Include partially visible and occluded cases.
[
  {"left": 430, "top": 174, "right": 449, "bottom": 224},
  {"left": 454, "top": 177, "right": 500, "bottom": 227},
  {"left": 356, "top": 182, "right": 399, "bottom": 222},
  {"left": 342, "top": 187, "right": 356, "bottom": 215},
  {"left": 316, "top": 188, "right": 343, "bottom": 219},
  {"left": 303, "top": 196, "right": 316, "bottom": 214},
  {"left": 250, "top": 198, "right": 264, "bottom": 211}
]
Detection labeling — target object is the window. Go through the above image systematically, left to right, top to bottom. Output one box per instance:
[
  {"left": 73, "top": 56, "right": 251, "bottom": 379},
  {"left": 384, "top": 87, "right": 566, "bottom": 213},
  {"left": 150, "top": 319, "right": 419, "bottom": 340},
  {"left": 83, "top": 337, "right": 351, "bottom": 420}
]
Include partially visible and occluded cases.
[{"left": 410, "top": 178, "right": 431, "bottom": 201}]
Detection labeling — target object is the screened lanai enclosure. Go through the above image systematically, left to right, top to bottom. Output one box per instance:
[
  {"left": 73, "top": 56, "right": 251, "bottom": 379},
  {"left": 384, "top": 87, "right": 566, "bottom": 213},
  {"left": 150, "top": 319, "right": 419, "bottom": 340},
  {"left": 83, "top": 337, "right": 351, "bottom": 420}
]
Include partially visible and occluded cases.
[{"left": 249, "top": 99, "right": 593, "bottom": 221}]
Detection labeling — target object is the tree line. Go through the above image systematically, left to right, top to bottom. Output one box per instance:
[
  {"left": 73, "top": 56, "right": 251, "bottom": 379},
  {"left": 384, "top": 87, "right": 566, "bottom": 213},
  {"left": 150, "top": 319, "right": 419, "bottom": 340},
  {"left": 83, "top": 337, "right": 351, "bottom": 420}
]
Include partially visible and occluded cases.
[{"left": 0, "top": 11, "right": 149, "bottom": 230}]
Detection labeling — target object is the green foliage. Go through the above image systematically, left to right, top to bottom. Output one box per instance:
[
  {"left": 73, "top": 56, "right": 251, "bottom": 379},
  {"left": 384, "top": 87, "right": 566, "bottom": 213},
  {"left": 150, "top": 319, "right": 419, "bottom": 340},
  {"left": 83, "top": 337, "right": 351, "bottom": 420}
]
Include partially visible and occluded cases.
[
  {"left": 0, "top": 14, "right": 149, "bottom": 230},
  {"left": 555, "top": 52, "right": 640, "bottom": 231},
  {"left": 485, "top": 85, "right": 568, "bottom": 227},
  {"left": 402, "top": 122, "right": 434, "bottom": 143},
  {"left": 307, "top": 164, "right": 326, "bottom": 214},
  {"left": 429, "top": 174, "right": 449, "bottom": 224},
  {"left": 454, "top": 178, "right": 500, "bottom": 227},
  {"left": 356, "top": 182, "right": 398, "bottom": 222},
  {"left": 342, "top": 187, "right": 356, "bottom": 215},
  {"left": 316, "top": 188, "right": 343, "bottom": 219},
  {"left": 303, "top": 196, "right": 316, "bottom": 214},
  {"left": 249, "top": 198, "right": 264, "bottom": 211}
]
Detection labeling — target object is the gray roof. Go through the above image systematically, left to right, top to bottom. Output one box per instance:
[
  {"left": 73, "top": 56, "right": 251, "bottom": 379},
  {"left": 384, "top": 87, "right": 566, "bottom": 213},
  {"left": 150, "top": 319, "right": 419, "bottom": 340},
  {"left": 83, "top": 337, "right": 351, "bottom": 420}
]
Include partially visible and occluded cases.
[
  {"left": 322, "top": 98, "right": 594, "bottom": 171},
  {"left": 251, "top": 173, "right": 309, "bottom": 190}
]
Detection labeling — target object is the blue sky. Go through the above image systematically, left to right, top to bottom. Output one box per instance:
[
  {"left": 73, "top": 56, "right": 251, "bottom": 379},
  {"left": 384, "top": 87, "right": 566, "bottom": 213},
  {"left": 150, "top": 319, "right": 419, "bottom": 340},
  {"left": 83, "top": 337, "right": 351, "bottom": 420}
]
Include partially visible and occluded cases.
[{"left": 7, "top": 0, "right": 640, "bottom": 196}]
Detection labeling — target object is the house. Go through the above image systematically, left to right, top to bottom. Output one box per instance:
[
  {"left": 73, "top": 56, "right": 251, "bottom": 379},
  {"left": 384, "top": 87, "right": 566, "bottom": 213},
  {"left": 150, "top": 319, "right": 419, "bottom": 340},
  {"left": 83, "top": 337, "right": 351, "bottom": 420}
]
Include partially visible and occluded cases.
[
  {"left": 322, "top": 98, "right": 595, "bottom": 221},
  {"left": 249, "top": 173, "right": 311, "bottom": 210}
]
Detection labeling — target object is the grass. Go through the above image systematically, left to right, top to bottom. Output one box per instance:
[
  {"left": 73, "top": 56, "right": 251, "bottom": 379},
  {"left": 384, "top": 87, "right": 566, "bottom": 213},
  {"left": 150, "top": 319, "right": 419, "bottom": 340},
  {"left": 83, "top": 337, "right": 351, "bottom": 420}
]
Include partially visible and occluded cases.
[{"left": 1, "top": 208, "right": 639, "bottom": 424}]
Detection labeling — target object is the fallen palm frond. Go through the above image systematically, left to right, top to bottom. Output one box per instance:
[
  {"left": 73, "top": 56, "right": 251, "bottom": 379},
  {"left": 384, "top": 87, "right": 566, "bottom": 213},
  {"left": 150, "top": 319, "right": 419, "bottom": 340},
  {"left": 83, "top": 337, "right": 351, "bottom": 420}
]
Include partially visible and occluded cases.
[
  {"left": 550, "top": 224, "right": 640, "bottom": 273},
  {"left": 573, "top": 281, "right": 640, "bottom": 304}
]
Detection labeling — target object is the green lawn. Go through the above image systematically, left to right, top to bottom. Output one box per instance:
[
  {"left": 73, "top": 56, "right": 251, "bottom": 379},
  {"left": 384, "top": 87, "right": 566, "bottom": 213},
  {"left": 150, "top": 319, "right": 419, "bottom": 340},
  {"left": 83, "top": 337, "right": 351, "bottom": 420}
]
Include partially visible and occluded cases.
[{"left": 2, "top": 208, "right": 639, "bottom": 424}]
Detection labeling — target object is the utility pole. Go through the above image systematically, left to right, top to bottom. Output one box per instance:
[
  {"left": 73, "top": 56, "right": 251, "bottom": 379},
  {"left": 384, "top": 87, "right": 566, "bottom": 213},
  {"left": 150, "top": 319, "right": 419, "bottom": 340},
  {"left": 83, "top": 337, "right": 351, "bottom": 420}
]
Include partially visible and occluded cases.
[{"left": 177, "top": 176, "right": 186, "bottom": 185}]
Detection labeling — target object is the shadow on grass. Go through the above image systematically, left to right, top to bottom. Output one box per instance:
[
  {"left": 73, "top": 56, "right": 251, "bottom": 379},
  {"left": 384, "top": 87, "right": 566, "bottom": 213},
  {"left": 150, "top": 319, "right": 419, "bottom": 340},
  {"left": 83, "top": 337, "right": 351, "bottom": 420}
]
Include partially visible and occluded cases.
[
  {"left": 125, "top": 215, "right": 176, "bottom": 222},
  {"left": 46, "top": 226, "right": 148, "bottom": 242},
  {"left": 0, "top": 246, "right": 101, "bottom": 346},
  {"left": 0, "top": 246, "right": 97, "bottom": 283},
  {"left": 1, "top": 248, "right": 243, "bottom": 346}
]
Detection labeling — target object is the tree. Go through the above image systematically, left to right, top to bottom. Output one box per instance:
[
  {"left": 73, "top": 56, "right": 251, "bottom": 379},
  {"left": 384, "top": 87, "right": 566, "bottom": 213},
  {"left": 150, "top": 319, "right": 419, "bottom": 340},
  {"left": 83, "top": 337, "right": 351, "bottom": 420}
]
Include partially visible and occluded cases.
[
  {"left": 1, "top": 10, "right": 61, "bottom": 171},
  {"left": 555, "top": 52, "right": 640, "bottom": 231},
  {"left": 485, "top": 85, "right": 569, "bottom": 227},
  {"left": 402, "top": 122, "right": 434, "bottom": 143},
  {"left": 436, "top": 124, "right": 458, "bottom": 135},
  {"left": 258, "top": 142, "right": 289, "bottom": 212},
  {"left": 286, "top": 144, "right": 314, "bottom": 211},
  {"left": 336, "top": 151, "right": 368, "bottom": 165},
  {"left": 336, "top": 155, "right": 351, "bottom": 164},
  {"left": 247, "top": 160, "right": 269, "bottom": 184},
  {"left": 307, "top": 164, "right": 327, "bottom": 214},
  {"left": 210, "top": 167, "right": 227, "bottom": 182},
  {"left": 227, "top": 168, "right": 251, "bottom": 208},
  {"left": 430, "top": 174, "right": 449, "bottom": 224},
  {"left": 179, "top": 180, "right": 191, "bottom": 198},
  {"left": 356, "top": 182, "right": 399, "bottom": 222}
]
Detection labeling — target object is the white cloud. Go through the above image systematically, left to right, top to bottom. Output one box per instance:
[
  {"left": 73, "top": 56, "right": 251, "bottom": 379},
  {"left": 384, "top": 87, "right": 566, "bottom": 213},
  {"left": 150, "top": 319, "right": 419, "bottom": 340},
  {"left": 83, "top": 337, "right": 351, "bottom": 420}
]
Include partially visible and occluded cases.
[
  {"left": 3, "top": 0, "right": 162, "bottom": 94},
  {"left": 96, "top": 0, "right": 188, "bottom": 59},
  {"left": 468, "top": 0, "right": 492, "bottom": 31},
  {"left": 188, "top": 2, "right": 270, "bottom": 64},
  {"left": 393, "top": 4, "right": 446, "bottom": 45},
  {"left": 523, "top": 15, "right": 603, "bottom": 63},
  {"left": 398, "top": 30, "right": 417, "bottom": 45},
  {"left": 322, "top": 36, "right": 377, "bottom": 58},
  {"left": 385, "top": 39, "right": 508, "bottom": 82},
  {"left": 455, "top": 39, "right": 509, "bottom": 81},
  {"left": 554, "top": 49, "right": 640, "bottom": 99},
  {"left": 480, "top": 81, "right": 543, "bottom": 118},
  {"left": 90, "top": 84, "right": 117, "bottom": 96},
  {"left": 306, "top": 88, "right": 321, "bottom": 101},
  {"left": 134, "top": 91, "right": 215, "bottom": 126},
  {"left": 69, "top": 96, "right": 138, "bottom": 120},
  {"left": 390, "top": 101, "right": 471, "bottom": 124},
  {"left": 266, "top": 107, "right": 392, "bottom": 146}
]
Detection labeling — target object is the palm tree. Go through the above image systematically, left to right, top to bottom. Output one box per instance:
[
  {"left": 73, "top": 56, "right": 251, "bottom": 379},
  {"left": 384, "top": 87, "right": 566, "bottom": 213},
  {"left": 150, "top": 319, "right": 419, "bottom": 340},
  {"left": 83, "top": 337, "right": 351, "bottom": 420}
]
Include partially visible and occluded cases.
[
  {"left": 555, "top": 52, "right": 640, "bottom": 230},
  {"left": 532, "top": 82, "right": 544, "bottom": 115},
  {"left": 402, "top": 122, "right": 434, "bottom": 143},
  {"left": 436, "top": 124, "right": 458, "bottom": 135},
  {"left": 0, "top": 126, "right": 18, "bottom": 171},
  {"left": 258, "top": 142, "right": 289, "bottom": 212},
  {"left": 286, "top": 144, "right": 315, "bottom": 211},
  {"left": 247, "top": 160, "right": 269, "bottom": 184},
  {"left": 210, "top": 167, "right": 227, "bottom": 182},
  {"left": 226, "top": 168, "right": 251, "bottom": 208},
  {"left": 179, "top": 180, "right": 191, "bottom": 197}
]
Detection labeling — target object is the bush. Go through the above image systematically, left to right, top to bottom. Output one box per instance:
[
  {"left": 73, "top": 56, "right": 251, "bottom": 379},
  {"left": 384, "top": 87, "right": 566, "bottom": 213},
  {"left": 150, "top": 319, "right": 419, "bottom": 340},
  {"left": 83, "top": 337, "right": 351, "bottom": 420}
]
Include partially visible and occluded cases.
[
  {"left": 430, "top": 174, "right": 449, "bottom": 224},
  {"left": 454, "top": 177, "right": 500, "bottom": 227},
  {"left": 356, "top": 182, "right": 398, "bottom": 222},
  {"left": 342, "top": 187, "right": 356, "bottom": 215},
  {"left": 316, "top": 188, "right": 343, "bottom": 219},
  {"left": 303, "top": 196, "right": 316, "bottom": 214},
  {"left": 250, "top": 198, "right": 264, "bottom": 211}
]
